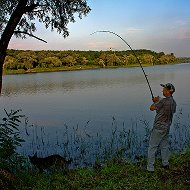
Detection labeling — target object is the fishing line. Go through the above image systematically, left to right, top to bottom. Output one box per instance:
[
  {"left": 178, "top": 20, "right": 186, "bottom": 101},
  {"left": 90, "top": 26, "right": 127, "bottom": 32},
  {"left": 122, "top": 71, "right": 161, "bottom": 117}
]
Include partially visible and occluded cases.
[{"left": 90, "top": 30, "right": 154, "bottom": 100}]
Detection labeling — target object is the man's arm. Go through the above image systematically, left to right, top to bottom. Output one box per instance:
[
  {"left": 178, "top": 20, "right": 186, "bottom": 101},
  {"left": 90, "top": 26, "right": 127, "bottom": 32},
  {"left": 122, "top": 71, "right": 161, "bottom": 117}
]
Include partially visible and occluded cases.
[{"left": 150, "top": 96, "right": 160, "bottom": 111}]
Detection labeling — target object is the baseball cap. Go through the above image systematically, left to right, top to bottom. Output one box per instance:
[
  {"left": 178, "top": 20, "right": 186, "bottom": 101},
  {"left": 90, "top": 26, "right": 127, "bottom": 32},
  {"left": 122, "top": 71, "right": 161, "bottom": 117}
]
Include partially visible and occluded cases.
[{"left": 160, "top": 83, "right": 175, "bottom": 93}]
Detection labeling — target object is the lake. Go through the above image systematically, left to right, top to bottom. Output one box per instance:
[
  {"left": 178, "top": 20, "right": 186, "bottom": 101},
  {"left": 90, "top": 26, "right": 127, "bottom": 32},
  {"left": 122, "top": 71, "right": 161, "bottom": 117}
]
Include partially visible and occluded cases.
[{"left": 1, "top": 63, "right": 190, "bottom": 160}]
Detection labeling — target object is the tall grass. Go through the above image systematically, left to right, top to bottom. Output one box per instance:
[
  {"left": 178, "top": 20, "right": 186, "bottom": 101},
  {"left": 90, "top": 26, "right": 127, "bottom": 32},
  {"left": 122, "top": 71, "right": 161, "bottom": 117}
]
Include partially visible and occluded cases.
[
  {"left": 1, "top": 109, "right": 190, "bottom": 190},
  {"left": 15, "top": 109, "right": 190, "bottom": 169},
  {"left": 170, "top": 109, "right": 190, "bottom": 152}
]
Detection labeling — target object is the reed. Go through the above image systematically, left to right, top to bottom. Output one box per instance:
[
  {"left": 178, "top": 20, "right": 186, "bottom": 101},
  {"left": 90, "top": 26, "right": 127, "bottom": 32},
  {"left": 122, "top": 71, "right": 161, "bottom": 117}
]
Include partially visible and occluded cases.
[
  {"left": 1, "top": 108, "right": 190, "bottom": 170},
  {"left": 17, "top": 109, "right": 190, "bottom": 169}
]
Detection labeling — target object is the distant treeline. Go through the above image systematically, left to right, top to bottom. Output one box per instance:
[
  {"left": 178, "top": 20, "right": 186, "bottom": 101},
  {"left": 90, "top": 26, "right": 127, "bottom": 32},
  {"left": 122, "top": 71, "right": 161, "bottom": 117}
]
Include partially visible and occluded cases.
[
  {"left": 4, "top": 49, "right": 180, "bottom": 72},
  {"left": 177, "top": 57, "right": 190, "bottom": 63}
]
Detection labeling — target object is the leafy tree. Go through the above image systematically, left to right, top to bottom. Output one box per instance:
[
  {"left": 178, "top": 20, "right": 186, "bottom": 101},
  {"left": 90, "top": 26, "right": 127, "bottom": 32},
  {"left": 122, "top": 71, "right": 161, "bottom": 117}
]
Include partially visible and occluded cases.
[
  {"left": 0, "top": 0, "right": 91, "bottom": 92},
  {"left": 3, "top": 49, "right": 179, "bottom": 73},
  {"left": 35, "top": 50, "right": 48, "bottom": 61},
  {"left": 16, "top": 51, "right": 37, "bottom": 70},
  {"left": 106, "top": 53, "right": 121, "bottom": 66},
  {"left": 126, "top": 54, "right": 136, "bottom": 65},
  {"left": 141, "top": 54, "right": 154, "bottom": 65},
  {"left": 159, "top": 54, "right": 177, "bottom": 65},
  {"left": 62, "top": 55, "right": 76, "bottom": 66},
  {"left": 122, "top": 55, "right": 129, "bottom": 66},
  {"left": 3, "top": 56, "right": 17, "bottom": 70},
  {"left": 39, "top": 56, "right": 62, "bottom": 68},
  {"left": 77, "top": 56, "right": 89, "bottom": 65},
  {"left": 81, "top": 57, "right": 88, "bottom": 65},
  {"left": 177, "top": 57, "right": 190, "bottom": 63},
  {"left": 97, "top": 58, "right": 105, "bottom": 68}
]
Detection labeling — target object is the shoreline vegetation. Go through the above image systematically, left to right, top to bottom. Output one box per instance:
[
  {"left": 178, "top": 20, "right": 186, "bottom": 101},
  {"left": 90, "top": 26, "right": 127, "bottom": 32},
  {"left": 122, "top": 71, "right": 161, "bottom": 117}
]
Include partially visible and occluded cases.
[
  {"left": 3, "top": 49, "right": 189, "bottom": 75},
  {"left": 1, "top": 110, "right": 190, "bottom": 189},
  {"left": 1, "top": 150, "right": 190, "bottom": 190}
]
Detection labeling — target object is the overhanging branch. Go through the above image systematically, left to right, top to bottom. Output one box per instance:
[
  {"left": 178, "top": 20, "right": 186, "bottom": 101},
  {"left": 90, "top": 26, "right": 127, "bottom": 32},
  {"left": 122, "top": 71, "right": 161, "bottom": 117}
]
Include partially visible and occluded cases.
[
  {"left": 24, "top": 3, "right": 39, "bottom": 13},
  {"left": 31, "top": 9, "right": 44, "bottom": 13},
  {"left": 14, "top": 31, "right": 47, "bottom": 43}
]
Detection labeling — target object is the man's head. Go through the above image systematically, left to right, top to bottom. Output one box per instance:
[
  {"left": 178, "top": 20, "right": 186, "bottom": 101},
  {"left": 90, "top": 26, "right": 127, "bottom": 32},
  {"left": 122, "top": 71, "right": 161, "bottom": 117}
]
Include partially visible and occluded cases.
[{"left": 160, "top": 83, "right": 175, "bottom": 96}]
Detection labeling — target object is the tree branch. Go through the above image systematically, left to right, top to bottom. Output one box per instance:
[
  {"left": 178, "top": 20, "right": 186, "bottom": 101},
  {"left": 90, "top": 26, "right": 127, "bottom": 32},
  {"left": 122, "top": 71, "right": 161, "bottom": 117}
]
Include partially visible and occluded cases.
[
  {"left": 24, "top": 3, "right": 39, "bottom": 13},
  {"left": 31, "top": 10, "right": 44, "bottom": 13},
  {"left": 14, "top": 31, "right": 47, "bottom": 43}
]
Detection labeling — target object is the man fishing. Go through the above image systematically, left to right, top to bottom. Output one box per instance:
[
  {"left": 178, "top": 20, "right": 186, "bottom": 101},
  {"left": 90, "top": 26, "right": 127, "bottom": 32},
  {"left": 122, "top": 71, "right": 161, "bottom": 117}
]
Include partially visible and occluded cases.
[{"left": 147, "top": 83, "right": 177, "bottom": 172}]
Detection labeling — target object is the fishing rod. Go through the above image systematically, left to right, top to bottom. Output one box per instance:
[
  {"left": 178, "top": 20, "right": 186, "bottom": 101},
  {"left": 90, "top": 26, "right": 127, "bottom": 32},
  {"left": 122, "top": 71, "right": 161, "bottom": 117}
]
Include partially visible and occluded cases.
[{"left": 90, "top": 30, "right": 154, "bottom": 100}]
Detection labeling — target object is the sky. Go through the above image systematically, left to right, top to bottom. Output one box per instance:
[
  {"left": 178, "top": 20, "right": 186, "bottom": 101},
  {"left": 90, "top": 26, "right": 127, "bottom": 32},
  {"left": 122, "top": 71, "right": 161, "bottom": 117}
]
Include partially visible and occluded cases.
[{"left": 8, "top": 0, "right": 190, "bottom": 57}]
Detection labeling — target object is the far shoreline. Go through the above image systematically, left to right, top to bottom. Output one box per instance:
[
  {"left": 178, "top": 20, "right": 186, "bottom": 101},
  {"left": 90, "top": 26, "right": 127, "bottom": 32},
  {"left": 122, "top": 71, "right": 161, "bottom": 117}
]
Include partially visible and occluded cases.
[{"left": 3, "top": 62, "right": 180, "bottom": 76}]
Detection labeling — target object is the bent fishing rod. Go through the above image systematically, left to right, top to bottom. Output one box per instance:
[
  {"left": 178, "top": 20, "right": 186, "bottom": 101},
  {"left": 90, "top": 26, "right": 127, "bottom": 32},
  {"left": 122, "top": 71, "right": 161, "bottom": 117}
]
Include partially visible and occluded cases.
[{"left": 90, "top": 30, "right": 154, "bottom": 100}]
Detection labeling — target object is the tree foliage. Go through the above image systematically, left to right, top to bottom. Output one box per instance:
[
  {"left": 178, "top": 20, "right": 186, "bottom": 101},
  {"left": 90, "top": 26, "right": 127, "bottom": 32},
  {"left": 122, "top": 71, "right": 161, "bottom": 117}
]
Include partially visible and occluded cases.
[
  {"left": 0, "top": 0, "right": 91, "bottom": 93},
  {"left": 0, "top": 0, "right": 91, "bottom": 38},
  {"left": 3, "top": 49, "right": 179, "bottom": 73},
  {"left": 39, "top": 56, "right": 62, "bottom": 68},
  {"left": 177, "top": 57, "right": 190, "bottom": 63},
  {"left": 0, "top": 109, "right": 25, "bottom": 170}
]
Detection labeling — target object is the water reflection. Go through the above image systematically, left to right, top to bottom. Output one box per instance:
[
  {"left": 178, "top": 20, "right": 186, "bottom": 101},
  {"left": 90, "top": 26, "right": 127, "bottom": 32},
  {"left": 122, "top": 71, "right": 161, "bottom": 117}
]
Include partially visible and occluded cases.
[
  {"left": 1, "top": 64, "right": 190, "bottom": 136},
  {"left": 1, "top": 64, "right": 190, "bottom": 158},
  {"left": 2, "top": 69, "right": 147, "bottom": 96}
]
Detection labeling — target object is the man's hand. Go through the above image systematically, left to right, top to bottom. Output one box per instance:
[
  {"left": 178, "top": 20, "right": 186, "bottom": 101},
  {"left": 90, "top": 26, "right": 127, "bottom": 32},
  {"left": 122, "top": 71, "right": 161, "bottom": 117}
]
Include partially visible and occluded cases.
[
  {"left": 150, "top": 96, "right": 159, "bottom": 111},
  {"left": 152, "top": 96, "right": 159, "bottom": 103},
  {"left": 150, "top": 104, "right": 156, "bottom": 111}
]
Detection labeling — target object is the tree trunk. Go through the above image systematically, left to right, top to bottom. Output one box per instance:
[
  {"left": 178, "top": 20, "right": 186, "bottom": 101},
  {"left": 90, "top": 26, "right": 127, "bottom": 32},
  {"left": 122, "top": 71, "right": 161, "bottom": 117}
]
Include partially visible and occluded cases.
[
  {"left": 0, "top": 0, "right": 28, "bottom": 94},
  {"left": 0, "top": 53, "right": 6, "bottom": 95}
]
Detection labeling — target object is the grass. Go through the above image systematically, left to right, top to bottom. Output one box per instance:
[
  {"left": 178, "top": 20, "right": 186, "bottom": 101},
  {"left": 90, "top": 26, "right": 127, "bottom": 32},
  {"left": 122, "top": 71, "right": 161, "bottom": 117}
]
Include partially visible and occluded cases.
[
  {"left": 3, "top": 63, "right": 176, "bottom": 75},
  {"left": 3, "top": 65, "right": 101, "bottom": 75},
  {"left": 1, "top": 110, "right": 190, "bottom": 189},
  {"left": 19, "top": 110, "right": 190, "bottom": 169},
  {"left": 9, "top": 148, "right": 190, "bottom": 189}
]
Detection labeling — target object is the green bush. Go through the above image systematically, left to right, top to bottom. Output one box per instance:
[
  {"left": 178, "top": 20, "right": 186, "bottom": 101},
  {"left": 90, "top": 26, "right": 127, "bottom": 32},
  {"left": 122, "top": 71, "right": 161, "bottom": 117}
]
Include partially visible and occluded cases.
[{"left": 0, "top": 109, "right": 25, "bottom": 169}]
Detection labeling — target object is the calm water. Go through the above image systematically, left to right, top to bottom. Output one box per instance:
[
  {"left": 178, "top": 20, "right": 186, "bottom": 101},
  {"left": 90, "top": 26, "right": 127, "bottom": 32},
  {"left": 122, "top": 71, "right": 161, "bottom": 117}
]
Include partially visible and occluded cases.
[{"left": 1, "top": 63, "right": 190, "bottom": 155}]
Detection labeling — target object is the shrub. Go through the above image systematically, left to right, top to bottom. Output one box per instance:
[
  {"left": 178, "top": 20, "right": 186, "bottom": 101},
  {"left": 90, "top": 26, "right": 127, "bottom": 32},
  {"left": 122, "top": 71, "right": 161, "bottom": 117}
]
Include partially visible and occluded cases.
[{"left": 0, "top": 109, "right": 25, "bottom": 169}]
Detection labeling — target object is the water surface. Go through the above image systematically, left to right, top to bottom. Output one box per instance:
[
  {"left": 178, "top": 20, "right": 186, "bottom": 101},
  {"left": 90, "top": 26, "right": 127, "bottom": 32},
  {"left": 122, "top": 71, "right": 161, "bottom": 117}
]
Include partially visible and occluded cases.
[{"left": 1, "top": 64, "right": 190, "bottom": 155}]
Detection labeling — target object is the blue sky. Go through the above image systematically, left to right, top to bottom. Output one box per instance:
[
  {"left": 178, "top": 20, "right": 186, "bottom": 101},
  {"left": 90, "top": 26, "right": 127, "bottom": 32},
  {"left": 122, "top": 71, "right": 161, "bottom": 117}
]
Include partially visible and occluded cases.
[{"left": 8, "top": 0, "right": 190, "bottom": 57}]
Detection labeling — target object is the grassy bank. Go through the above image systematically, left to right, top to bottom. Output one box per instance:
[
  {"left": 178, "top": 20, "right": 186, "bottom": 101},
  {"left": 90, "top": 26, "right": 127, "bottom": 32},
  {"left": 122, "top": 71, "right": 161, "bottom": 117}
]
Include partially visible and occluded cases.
[
  {"left": 3, "top": 62, "right": 178, "bottom": 75},
  {"left": 3, "top": 65, "right": 101, "bottom": 75},
  {"left": 1, "top": 110, "right": 190, "bottom": 189},
  {"left": 1, "top": 148, "right": 190, "bottom": 190}
]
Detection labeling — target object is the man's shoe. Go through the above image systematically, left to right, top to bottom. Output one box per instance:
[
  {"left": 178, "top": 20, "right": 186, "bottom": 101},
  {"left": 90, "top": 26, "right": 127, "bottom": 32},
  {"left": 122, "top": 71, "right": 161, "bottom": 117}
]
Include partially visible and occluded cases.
[
  {"left": 162, "top": 165, "right": 169, "bottom": 170},
  {"left": 147, "top": 170, "right": 154, "bottom": 173}
]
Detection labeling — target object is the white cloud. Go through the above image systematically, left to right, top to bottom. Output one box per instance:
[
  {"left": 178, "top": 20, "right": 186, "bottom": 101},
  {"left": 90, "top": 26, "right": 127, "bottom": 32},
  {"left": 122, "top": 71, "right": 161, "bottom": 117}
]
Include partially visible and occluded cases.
[
  {"left": 175, "top": 18, "right": 190, "bottom": 26},
  {"left": 127, "top": 27, "right": 144, "bottom": 32}
]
